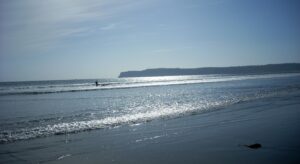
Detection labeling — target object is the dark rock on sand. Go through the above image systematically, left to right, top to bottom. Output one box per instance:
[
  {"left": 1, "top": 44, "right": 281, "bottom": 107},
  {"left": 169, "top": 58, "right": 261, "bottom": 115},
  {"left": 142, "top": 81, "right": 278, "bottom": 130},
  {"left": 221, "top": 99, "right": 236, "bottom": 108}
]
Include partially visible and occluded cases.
[{"left": 244, "top": 143, "right": 262, "bottom": 149}]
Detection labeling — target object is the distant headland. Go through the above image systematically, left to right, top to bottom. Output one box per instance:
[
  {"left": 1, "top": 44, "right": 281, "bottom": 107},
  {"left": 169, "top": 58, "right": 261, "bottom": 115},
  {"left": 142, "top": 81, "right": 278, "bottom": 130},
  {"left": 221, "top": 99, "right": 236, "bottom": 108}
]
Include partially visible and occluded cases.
[{"left": 119, "top": 63, "right": 300, "bottom": 78}]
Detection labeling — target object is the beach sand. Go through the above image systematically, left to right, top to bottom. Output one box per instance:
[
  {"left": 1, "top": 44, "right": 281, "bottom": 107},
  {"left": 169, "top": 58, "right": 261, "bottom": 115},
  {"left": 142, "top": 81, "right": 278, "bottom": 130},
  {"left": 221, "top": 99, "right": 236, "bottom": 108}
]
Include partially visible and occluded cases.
[{"left": 1, "top": 95, "right": 300, "bottom": 164}]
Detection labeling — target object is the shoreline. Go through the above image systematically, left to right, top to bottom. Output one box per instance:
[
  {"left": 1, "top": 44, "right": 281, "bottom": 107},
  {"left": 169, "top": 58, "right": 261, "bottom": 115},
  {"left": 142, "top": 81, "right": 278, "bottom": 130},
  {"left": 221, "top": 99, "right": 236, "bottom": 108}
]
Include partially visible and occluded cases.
[{"left": 1, "top": 95, "right": 300, "bottom": 163}]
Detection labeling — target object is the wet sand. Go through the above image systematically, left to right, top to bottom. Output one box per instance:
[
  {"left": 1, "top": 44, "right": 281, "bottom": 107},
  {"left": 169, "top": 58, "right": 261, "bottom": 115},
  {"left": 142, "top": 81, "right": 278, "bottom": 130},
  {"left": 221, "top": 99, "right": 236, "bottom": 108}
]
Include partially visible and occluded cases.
[{"left": 1, "top": 95, "right": 300, "bottom": 164}]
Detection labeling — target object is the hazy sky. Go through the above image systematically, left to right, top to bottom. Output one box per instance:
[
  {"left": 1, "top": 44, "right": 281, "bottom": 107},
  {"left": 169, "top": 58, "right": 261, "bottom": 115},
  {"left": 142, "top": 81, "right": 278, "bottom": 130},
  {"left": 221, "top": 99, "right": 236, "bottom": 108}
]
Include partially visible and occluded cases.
[{"left": 1, "top": 0, "right": 300, "bottom": 81}]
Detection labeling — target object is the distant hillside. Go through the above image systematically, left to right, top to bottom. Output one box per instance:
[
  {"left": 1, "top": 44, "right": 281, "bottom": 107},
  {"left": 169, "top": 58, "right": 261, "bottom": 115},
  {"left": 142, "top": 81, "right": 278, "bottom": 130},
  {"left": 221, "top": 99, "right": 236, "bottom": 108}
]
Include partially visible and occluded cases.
[{"left": 119, "top": 63, "right": 300, "bottom": 78}]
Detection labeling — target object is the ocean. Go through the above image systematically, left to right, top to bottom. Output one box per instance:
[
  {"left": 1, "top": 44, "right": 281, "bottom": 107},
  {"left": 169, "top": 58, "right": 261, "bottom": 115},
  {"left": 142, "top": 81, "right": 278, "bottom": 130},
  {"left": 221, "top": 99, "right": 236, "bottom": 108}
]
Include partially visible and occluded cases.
[{"left": 1, "top": 73, "right": 300, "bottom": 144}]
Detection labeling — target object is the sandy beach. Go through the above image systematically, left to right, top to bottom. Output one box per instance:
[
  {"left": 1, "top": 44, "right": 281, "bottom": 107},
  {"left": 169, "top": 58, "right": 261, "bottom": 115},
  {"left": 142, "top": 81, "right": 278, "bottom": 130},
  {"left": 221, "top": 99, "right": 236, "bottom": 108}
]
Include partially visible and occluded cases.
[
  {"left": 1, "top": 0, "right": 300, "bottom": 163},
  {"left": 1, "top": 93, "right": 299, "bottom": 164}
]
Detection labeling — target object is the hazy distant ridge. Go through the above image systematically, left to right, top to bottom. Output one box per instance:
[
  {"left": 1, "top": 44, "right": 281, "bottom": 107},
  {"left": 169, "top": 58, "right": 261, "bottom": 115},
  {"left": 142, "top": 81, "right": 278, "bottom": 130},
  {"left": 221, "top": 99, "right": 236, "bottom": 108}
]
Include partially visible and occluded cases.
[{"left": 119, "top": 63, "right": 300, "bottom": 78}]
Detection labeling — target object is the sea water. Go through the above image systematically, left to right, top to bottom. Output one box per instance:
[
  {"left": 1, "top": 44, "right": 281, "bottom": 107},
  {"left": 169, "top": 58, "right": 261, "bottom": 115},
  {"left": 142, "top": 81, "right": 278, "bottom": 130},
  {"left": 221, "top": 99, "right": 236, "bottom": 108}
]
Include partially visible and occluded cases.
[{"left": 0, "top": 73, "right": 300, "bottom": 144}]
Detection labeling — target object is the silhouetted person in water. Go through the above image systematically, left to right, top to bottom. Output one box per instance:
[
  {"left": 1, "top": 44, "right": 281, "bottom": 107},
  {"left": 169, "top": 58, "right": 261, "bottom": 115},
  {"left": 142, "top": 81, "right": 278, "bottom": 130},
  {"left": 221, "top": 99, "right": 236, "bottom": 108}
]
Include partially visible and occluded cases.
[{"left": 95, "top": 81, "right": 99, "bottom": 86}]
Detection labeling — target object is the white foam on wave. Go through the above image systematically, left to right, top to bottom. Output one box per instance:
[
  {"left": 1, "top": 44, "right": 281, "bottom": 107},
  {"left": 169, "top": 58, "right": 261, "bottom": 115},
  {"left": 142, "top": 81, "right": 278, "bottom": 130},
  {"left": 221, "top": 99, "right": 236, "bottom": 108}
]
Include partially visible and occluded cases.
[
  {"left": 0, "top": 89, "right": 286, "bottom": 144},
  {"left": 0, "top": 100, "right": 233, "bottom": 143}
]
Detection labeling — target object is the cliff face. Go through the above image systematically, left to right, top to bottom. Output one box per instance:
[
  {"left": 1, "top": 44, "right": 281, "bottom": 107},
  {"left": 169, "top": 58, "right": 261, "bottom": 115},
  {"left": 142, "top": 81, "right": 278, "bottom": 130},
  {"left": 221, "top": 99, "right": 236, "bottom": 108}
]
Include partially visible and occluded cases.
[{"left": 119, "top": 63, "right": 300, "bottom": 78}]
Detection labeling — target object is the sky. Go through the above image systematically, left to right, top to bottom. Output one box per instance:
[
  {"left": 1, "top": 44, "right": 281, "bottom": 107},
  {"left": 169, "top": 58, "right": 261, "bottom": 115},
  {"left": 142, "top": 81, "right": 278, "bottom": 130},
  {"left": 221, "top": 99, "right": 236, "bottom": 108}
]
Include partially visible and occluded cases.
[{"left": 0, "top": 0, "right": 300, "bottom": 81}]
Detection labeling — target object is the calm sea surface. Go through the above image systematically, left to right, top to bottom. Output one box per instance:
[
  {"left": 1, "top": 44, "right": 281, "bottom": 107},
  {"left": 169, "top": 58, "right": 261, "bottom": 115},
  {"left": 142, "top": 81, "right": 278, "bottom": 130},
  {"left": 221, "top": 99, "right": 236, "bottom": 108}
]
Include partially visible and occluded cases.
[{"left": 1, "top": 73, "right": 300, "bottom": 144}]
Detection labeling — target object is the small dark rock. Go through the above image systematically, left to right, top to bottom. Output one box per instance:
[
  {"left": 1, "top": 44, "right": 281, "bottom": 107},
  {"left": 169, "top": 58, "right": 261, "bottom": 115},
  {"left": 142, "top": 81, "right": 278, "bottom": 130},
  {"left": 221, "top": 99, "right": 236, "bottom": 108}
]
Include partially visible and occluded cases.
[{"left": 245, "top": 143, "right": 262, "bottom": 149}]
